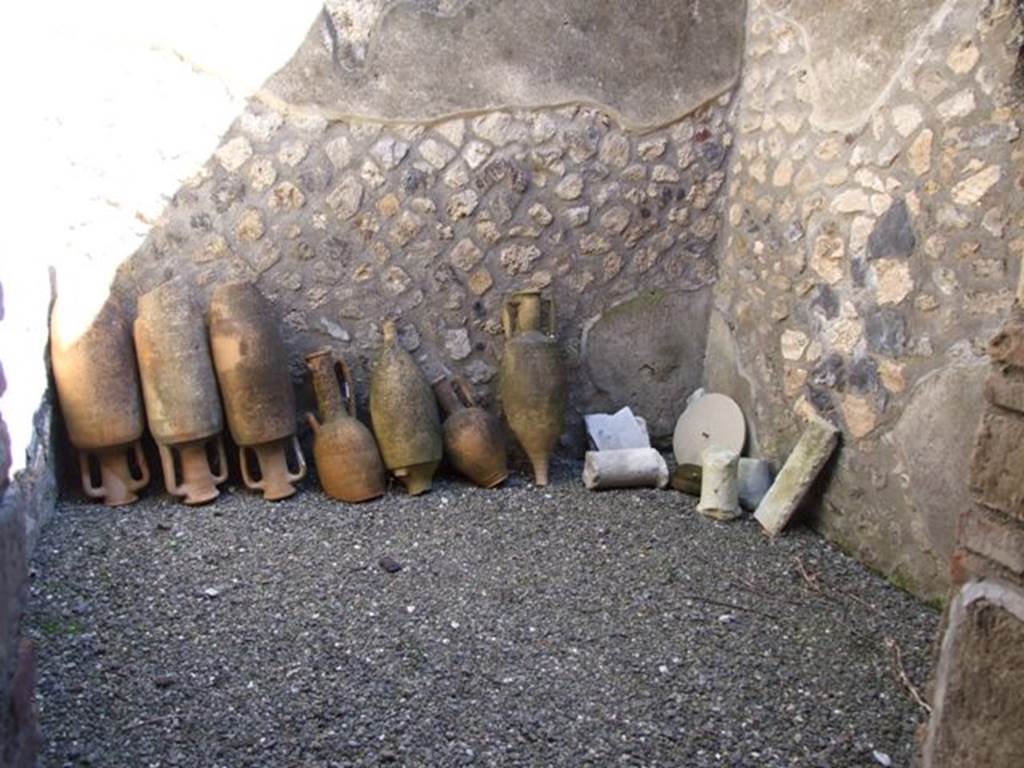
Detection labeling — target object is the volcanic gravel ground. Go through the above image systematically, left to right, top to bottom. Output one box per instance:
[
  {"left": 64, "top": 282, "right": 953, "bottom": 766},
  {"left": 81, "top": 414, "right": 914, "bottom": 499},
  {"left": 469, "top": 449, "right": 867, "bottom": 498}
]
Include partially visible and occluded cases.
[{"left": 29, "top": 465, "right": 938, "bottom": 767}]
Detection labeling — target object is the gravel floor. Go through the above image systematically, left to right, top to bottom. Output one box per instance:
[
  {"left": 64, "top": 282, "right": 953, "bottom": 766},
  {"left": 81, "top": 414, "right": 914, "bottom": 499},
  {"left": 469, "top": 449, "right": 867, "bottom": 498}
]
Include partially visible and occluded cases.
[{"left": 29, "top": 464, "right": 938, "bottom": 768}]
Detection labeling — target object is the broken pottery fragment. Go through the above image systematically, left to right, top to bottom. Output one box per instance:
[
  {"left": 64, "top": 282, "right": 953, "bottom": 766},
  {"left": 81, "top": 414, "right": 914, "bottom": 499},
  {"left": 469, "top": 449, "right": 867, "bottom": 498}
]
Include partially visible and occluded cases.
[
  {"left": 434, "top": 375, "right": 508, "bottom": 488},
  {"left": 673, "top": 393, "right": 746, "bottom": 466},
  {"left": 584, "top": 406, "right": 651, "bottom": 450},
  {"left": 754, "top": 415, "right": 839, "bottom": 536},
  {"left": 582, "top": 448, "right": 668, "bottom": 490},
  {"left": 697, "top": 448, "right": 741, "bottom": 521},
  {"left": 738, "top": 458, "right": 775, "bottom": 511},
  {"left": 671, "top": 463, "right": 703, "bottom": 495}
]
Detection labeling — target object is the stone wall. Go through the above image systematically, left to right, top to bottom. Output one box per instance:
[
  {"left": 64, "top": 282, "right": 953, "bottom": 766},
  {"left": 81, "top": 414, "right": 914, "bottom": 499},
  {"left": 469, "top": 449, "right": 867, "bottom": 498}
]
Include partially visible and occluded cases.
[
  {"left": 103, "top": 0, "right": 749, "bottom": 452},
  {"left": 709, "top": 0, "right": 1024, "bottom": 599},
  {"left": 112, "top": 98, "right": 735, "bottom": 449},
  {"left": 921, "top": 276, "right": 1024, "bottom": 767},
  {"left": 0, "top": 281, "right": 39, "bottom": 767}
]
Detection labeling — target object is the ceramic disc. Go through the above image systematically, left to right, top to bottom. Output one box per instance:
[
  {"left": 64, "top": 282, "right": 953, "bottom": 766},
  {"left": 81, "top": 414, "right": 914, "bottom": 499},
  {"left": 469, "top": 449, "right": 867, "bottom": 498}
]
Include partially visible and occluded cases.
[{"left": 672, "top": 393, "right": 746, "bottom": 466}]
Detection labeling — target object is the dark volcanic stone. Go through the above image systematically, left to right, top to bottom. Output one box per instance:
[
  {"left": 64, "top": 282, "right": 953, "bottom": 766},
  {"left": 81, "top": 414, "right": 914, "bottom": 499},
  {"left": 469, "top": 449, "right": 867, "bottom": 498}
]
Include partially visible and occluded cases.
[
  {"left": 868, "top": 198, "right": 915, "bottom": 260},
  {"left": 851, "top": 256, "right": 869, "bottom": 287},
  {"left": 810, "top": 284, "right": 839, "bottom": 320},
  {"left": 865, "top": 306, "right": 909, "bottom": 357},
  {"left": 812, "top": 354, "right": 846, "bottom": 390},
  {"left": 847, "top": 355, "right": 882, "bottom": 395}
]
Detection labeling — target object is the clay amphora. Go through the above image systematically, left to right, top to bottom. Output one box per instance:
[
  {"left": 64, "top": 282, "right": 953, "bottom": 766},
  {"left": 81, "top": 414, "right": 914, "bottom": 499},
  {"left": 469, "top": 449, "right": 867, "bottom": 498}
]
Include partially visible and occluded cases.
[
  {"left": 134, "top": 280, "right": 228, "bottom": 505},
  {"left": 208, "top": 281, "right": 306, "bottom": 501},
  {"left": 499, "top": 289, "right": 566, "bottom": 486},
  {"left": 50, "top": 295, "right": 150, "bottom": 505},
  {"left": 369, "top": 321, "right": 442, "bottom": 495},
  {"left": 305, "top": 350, "right": 386, "bottom": 502},
  {"left": 433, "top": 376, "right": 507, "bottom": 488}
]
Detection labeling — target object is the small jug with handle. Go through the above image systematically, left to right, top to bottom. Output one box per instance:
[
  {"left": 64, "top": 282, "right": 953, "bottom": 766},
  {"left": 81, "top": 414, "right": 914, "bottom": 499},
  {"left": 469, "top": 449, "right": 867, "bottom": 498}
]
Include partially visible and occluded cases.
[{"left": 305, "top": 349, "right": 386, "bottom": 502}]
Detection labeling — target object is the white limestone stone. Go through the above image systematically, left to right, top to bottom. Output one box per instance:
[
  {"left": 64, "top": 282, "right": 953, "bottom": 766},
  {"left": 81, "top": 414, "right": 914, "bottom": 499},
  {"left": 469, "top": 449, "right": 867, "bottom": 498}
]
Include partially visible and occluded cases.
[{"left": 754, "top": 415, "right": 839, "bottom": 536}]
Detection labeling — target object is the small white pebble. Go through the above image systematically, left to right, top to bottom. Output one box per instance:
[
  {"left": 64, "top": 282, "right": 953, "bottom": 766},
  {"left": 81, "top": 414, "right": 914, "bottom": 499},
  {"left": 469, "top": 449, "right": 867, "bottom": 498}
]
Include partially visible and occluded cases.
[
  {"left": 406, "top": 605, "right": 416, "bottom": 614},
  {"left": 718, "top": 613, "right": 736, "bottom": 624},
  {"left": 450, "top": 621, "right": 460, "bottom": 629},
  {"left": 658, "top": 665, "right": 669, "bottom": 674},
  {"left": 872, "top": 751, "right": 892, "bottom": 767}
]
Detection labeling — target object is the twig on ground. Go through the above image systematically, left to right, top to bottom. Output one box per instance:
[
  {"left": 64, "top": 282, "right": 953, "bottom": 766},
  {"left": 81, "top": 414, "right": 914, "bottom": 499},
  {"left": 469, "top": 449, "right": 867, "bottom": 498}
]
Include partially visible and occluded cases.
[
  {"left": 794, "top": 556, "right": 824, "bottom": 595},
  {"left": 794, "top": 556, "right": 879, "bottom": 613},
  {"left": 795, "top": 556, "right": 932, "bottom": 714},
  {"left": 677, "top": 593, "right": 783, "bottom": 622},
  {"left": 885, "top": 637, "right": 932, "bottom": 714}
]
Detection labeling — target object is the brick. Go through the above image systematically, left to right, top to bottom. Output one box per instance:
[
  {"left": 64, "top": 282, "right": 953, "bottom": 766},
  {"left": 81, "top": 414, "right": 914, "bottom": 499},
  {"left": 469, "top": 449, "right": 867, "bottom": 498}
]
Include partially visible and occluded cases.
[
  {"left": 988, "top": 315, "right": 1024, "bottom": 368},
  {"left": 985, "top": 364, "right": 1024, "bottom": 413},
  {"left": 968, "top": 408, "right": 1024, "bottom": 520},
  {"left": 960, "top": 507, "right": 1024, "bottom": 575},
  {"left": 949, "top": 547, "right": 1024, "bottom": 589},
  {"left": 922, "top": 582, "right": 1024, "bottom": 767}
]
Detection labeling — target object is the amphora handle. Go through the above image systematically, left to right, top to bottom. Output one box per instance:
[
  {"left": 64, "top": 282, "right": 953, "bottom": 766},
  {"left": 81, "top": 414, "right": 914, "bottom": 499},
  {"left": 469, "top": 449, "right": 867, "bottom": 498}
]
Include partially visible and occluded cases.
[
  {"left": 307, "top": 350, "right": 357, "bottom": 421},
  {"left": 334, "top": 356, "right": 356, "bottom": 418},
  {"left": 433, "top": 375, "right": 476, "bottom": 416},
  {"left": 453, "top": 376, "right": 477, "bottom": 408},
  {"left": 240, "top": 436, "right": 307, "bottom": 493}
]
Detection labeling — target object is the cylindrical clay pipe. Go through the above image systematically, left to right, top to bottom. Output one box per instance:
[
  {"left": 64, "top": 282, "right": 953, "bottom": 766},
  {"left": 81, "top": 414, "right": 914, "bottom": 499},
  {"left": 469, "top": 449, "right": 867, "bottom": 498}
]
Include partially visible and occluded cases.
[
  {"left": 582, "top": 448, "right": 669, "bottom": 490},
  {"left": 697, "top": 448, "right": 741, "bottom": 520}
]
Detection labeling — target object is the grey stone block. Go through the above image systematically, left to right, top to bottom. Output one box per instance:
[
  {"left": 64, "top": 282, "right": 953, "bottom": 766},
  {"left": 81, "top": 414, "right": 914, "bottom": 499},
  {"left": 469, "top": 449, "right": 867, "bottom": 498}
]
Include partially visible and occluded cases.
[{"left": 582, "top": 289, "right": 711, "bottom": 442}]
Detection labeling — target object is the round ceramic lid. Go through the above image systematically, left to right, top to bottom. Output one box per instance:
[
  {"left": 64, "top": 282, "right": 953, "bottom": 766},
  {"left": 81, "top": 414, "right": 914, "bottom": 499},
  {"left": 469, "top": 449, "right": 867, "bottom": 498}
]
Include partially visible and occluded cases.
[{"left": 672, "top": 393, "right": 746, "bottom": 466}]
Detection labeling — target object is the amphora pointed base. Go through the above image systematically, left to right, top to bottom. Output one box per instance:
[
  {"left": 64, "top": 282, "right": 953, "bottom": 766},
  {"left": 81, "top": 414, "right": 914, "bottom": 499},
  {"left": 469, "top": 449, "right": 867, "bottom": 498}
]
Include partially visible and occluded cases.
[{"left": 393, "top": 460, "right": 439, "bottom": 496}]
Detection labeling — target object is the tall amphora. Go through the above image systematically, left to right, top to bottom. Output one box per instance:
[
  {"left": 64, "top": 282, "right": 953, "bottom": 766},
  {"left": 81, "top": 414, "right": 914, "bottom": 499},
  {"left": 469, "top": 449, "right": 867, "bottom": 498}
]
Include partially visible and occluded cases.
[
  {"left": 134, "top": 280, "right": 228, "bottom": 505},
  {"left": 208, "top": 281, "right": 306, "bottom": 501},
  {"left": 499, "top": 289, "right": 566, "bottom": 486},
  {"left": 50, "top": 295, "right": 150, "bottom": 505},
  {"left": 369, "top": 321, "right": 442, "bottom": 495},
  {"left": 305, "top": 350, "right": 386, "bottom": 502},
  {"left": 433, "top": 376, "right": 507, "bottom": 488}
]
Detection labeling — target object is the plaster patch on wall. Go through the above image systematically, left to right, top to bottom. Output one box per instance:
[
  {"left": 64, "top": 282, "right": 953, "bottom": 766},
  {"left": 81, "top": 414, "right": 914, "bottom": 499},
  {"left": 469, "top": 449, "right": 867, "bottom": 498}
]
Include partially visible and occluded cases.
[
  {"left": 266, "top": 0, "right": 746, "bottom": 129},
  {"left": 762, "top": 0, "right": 954, "bottom": 133}
]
